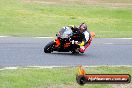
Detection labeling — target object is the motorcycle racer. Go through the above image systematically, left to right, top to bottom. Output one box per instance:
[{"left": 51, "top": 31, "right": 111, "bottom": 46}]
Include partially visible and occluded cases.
[
  {"left": 44, "top": 23, "right": 95, "bottom": 54},
  {"left": 69, "top": 23, "right": 92, "bottom": 53}
]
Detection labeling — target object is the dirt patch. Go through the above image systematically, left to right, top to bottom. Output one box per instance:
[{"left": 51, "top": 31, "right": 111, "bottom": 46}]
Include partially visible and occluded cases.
[
  {"left": 22, "top": 0, "right": 132, "bottom": 7},
  {"left": 22, "top": 0, "right": 58, "bottom": 4},
  {"left": 78, "top": 0, "right": 132, "bottom": 7},
  {"left": 37, "top": 83, "right": 78, "bottom": 88},
  {"left": 112, "top": 83, "right": 132, "bottom": 88}
]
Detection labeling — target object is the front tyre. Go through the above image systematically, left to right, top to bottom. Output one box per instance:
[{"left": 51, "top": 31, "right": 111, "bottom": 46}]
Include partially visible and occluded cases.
[{"left": 44, "top": 41, "right": 55, "bottom": 53}]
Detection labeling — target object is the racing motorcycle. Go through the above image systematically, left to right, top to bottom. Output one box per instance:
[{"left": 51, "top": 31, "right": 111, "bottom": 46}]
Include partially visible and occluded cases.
[{"left": 44, "top": 27, "right": 95, "bottom": 54}]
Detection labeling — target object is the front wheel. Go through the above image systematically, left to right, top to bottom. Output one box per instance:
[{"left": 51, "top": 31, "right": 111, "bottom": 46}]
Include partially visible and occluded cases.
[{"left": 44, "top": 41, "right": 55, "bottom": 53}]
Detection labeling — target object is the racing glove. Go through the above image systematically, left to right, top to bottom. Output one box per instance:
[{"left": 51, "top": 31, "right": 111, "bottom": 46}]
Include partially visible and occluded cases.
[{"left": 78, "top": 41, "right": 85, "bottom": 46}]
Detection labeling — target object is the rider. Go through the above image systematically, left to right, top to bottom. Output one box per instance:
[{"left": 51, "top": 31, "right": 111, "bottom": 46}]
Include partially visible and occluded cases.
[{"left": 69, "top": 23, "right": 92, "bottom": 53}]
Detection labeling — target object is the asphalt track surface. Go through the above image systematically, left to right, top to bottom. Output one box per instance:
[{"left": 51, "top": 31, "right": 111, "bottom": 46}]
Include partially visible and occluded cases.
[{"left": 0, "top": 37, "right": 132, "bottom": 67}]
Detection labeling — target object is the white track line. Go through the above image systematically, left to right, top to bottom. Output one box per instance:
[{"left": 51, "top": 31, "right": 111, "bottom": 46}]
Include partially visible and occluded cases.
[
  {"left": 0, "top": 36, "right": 132, "bottom": 39},
  {"left": 0, "top": 36, "right": 9, "bottom": 37},
  {"left": 0, "top": 36, "right": 53, "bottom": 38},
  {"left": 34, "top": 37, "right": 53, "bottom": 39},
  {"left": 106, "top": 38, "right": 132, "bottom": 39},
  {"left": 103, "top": 43, "right": 114, "bottom": 45},
  {"left": 0, "top": 65, "right": 132, "bottom": 70}
]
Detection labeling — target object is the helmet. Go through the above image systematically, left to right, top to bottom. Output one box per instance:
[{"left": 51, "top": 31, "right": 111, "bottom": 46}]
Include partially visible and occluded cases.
[{"left": 79, "top": 23, "right": 87, "bottom": 32}]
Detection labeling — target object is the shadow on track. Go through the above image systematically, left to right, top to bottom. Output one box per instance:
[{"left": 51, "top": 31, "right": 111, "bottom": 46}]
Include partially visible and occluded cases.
[{"left": 46, "top": 52, "right": 89, "bottom": 57}]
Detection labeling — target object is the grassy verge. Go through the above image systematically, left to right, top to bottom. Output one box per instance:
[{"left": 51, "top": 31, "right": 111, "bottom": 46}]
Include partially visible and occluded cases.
[
  {"left": 0, "top": 0, "right": 132, "bottom": 37},
  {"left": 0, "top": 66, "right": 132, "bottom": 88}
]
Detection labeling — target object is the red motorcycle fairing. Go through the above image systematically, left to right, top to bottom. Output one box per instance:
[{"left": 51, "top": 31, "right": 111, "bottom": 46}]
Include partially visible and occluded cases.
[
  {"left": 54, "top": 38, "right": 60, "bottom": 48},
  {"left": 54, "top": 38, "right": 71, "bottom": 49}
]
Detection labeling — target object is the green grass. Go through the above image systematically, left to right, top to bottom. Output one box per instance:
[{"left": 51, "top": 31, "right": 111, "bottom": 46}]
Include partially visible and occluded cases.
[
  {"left": 0, "top": 0, "right": 132, "bottom": 37},
  {"left": 0, "top": 66, "right": 132, "bottom": 88}
]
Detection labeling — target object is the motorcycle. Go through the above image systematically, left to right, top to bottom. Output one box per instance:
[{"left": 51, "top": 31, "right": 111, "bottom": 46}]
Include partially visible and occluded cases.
[{"left": 44, "top": 27, "right": 95, "bottom": 54}]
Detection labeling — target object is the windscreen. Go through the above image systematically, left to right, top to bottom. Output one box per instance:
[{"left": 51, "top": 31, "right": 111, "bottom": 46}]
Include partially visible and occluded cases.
[{"left": 59, "top": 27, "right": 73, "bottom": 38}]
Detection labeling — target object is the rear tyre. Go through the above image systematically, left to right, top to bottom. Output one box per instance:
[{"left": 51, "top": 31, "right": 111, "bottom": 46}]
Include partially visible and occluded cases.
[
  {"left": 44, "top": 41, "right": 55, "bottom": 53},
  {"left": 71, "top": 49, "right": 79, "bottom": 54}
]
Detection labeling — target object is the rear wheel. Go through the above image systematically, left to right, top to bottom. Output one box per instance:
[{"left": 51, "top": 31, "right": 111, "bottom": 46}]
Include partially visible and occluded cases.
[
  {"left": 44, "top": 41, "right": 55, "bottom": 53},
  {"left": 71, "top": 49, "right": 79, "bottom": 54}
]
